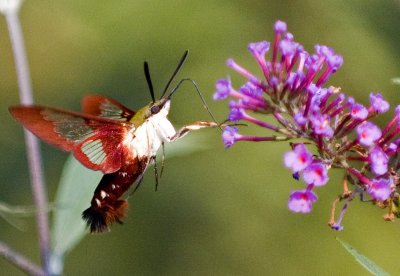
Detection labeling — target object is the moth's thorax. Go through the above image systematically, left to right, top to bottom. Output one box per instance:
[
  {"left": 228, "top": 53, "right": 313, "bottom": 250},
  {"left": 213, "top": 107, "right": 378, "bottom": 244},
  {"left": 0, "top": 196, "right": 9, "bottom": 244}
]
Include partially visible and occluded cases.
[{"left": 124, "top": 99, "right": 175, "bottom": 159}]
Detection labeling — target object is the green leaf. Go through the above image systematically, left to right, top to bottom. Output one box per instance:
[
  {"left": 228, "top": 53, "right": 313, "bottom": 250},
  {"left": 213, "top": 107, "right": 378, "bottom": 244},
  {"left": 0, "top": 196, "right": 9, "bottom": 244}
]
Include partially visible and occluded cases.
[
  {"left": 50, "top": 155, "right": 102, "bottom": 274},
  {"left": 336, "top": 237, "right": 390, "bottom": 276}
]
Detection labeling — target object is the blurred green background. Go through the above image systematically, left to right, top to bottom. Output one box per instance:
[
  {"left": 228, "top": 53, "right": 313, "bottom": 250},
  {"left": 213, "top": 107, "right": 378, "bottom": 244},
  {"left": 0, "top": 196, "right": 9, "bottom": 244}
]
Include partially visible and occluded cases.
[{"left": 1, "top": 0, "right": 400, "bottom": 275}]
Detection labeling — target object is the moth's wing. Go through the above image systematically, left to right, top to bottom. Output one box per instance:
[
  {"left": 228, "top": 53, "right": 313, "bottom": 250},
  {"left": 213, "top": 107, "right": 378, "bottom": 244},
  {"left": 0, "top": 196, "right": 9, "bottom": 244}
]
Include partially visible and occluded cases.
[
  {"left": 82, "top": 95, "right": 136, "bottom": 121},
  {"left": 9, "top": 106, "right": 131, "bottom": 173},
  {"left": 10, "top": 106, "right": 82, "bottom": 151},
  {"left": 73, "top": 124, "right": 127, "bottom": 173}
]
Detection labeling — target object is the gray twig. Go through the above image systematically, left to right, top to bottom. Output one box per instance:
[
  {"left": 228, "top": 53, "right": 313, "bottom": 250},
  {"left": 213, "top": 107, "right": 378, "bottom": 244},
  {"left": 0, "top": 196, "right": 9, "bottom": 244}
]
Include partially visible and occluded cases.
[
  {"left": 1, "top": 2, "right": 50, "bottom": 274},
  {"left": 0, "top": 241, "right": 45, "bottom": 276}
]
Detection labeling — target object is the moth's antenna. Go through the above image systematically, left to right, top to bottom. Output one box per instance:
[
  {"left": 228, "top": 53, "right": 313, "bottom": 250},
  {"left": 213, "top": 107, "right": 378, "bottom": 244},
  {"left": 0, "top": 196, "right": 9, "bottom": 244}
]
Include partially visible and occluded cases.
[
  {"left": 160, "top": 50, "right": 189, "bottom": 99},
  {"left": 144, "top": 61, "right": 156, "bottom": 103},
  {"left": 168, "top": 78, "right": 220, "bottom": 127}
]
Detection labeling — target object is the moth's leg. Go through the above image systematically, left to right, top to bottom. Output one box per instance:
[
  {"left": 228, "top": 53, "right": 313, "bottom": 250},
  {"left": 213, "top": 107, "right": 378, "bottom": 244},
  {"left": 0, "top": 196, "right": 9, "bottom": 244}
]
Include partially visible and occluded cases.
[
  {"left": 169, "top": 121, "right": 219, "bottom": 142},
  {"left": 160, "top": 142, "right": 165, "bottom": 179},
  {"left": 150, "top": 144, "right": 166, "bottom": 192},
  {"left": 151, "top": 155, "right": 159, "bottom": 191},
  {"left": 129, "top": 173, "right": 145, "bottom": 196}
]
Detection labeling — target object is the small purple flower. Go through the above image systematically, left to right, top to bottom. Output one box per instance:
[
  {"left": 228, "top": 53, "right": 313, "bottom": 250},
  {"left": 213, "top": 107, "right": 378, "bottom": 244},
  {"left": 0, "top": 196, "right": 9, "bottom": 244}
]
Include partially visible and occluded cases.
[
  {"left": 274, "top": 20, "right": 287, "bottom": 33},
  {"left": 285, "top": 32, "right": 294, "bottom": 40},
  {"left": 279, "top": 39, "right": 299, "bottom": 56},
  {"left": 248, "top": 41, "right": 270, "bottom": 57},
  {"left": 315, "top": 45, "right": 343, "bottom": 70},
  {"left": 315, "top": 45, "right": 332, "bottom": 57},
  {"left": 327, "top": 53, "right": 343, "bottom": 70},
  {"left": 270, "top": 76, "right": 279, "bottom": 87},
  {"left": 213, "top": 78, "right": 232, "bottom": 100},
  {"left": 239, "top": 82, "right": 263, "bottom": 98},
  {"left": 307, "top": 84, "right": 319, "bottom": 97},
  {"left": 370, "top": 93, "right": 389, "bottom": 114},
  {"left": 347, "top": 96, "right": 355, "bottom": 105},
  {"left": 228, "top": 100, "right": 241, "bottom": 109},
  {"left": 350, "top": 103, "right": 368, "bottom": 120},
  {"left": 396, "top": 105, "right": 400, "bottom": 120},
  {"left": 228, "top": 108, "right": 244, "bottom": 122},
  {"left": 294, "top": 111, "right": 307, "bottom": 126},
  {"left": 310, "top": 114, "right": 333, "bottom": 138},
  {"left": 356, "top": 122, "right": 382, "bottom": 147},
  {"left": 222, "top": 126, "right": 239, "bottom": 149},
  {"left": 386, "top": 142, "right": 398, "bottom": 155},
  {"left": 389, "top": 142, "right": 398, "bottom": 150},
  {"left": 284, "top": 144, "right": 313, "bottom": 173},
  {"left": 369, "top": 146, "right": 388, "bottom": 176},
  {"left": 302, "top": 162, "right": 329, "bottom": 186},
  {"left": 368, "top": 178, "right": 391, "bottom": 201},
  {"left": 288, "top": 189, "right": 318, "bottom": 213},
  {"left": 331, "top": 224, "right": 344, "bottom": 231}
]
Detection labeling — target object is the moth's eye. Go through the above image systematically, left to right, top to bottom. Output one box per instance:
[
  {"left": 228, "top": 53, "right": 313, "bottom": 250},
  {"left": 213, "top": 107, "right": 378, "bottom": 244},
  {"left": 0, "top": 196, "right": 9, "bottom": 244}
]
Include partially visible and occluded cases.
[{"left": 151, "top": 105, "right": 160, "bottom": 114}]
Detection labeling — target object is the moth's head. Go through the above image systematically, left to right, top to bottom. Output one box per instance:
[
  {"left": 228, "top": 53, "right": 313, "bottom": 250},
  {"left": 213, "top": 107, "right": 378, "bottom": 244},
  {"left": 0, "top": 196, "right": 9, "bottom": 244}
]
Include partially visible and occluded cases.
[
  {"left": 130, "top": 98, "right": 170, "bottom": 126},
  {"left": 146, "top": 98, "right": 170, "bottom": 119}
]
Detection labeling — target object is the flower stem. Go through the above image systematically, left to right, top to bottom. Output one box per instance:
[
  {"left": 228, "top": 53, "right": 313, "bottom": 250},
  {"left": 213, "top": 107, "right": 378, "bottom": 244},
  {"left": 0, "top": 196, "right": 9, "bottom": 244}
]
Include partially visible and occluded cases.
[
  {"left": 5, "top": 8, "right": 50, "bottom": 275},
  {"left": 0, "top": 241, "right": 45, "bottom": 276}
]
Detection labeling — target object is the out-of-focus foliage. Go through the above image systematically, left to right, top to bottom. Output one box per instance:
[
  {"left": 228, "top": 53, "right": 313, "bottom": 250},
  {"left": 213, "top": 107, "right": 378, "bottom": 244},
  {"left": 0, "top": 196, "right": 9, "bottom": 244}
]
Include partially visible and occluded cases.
[
  {"left": 1, "top": 0, "right": 400, "bottom": 275},
  {"left": 336, "top": 238, "right": 389, "bottom": 275}
]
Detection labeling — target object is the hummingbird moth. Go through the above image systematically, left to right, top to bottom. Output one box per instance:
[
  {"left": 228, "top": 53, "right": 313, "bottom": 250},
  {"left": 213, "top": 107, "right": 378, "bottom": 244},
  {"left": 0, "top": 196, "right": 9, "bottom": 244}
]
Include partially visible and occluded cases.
[{"left": 9, "top": 51, "right": 219, "bottom": 233}]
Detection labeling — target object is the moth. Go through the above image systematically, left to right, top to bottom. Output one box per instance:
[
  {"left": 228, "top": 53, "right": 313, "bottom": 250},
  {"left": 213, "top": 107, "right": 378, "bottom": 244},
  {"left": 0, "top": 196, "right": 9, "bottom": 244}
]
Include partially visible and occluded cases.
[{"left": 9, "top": 51, "right": 219, "bottom": 233}]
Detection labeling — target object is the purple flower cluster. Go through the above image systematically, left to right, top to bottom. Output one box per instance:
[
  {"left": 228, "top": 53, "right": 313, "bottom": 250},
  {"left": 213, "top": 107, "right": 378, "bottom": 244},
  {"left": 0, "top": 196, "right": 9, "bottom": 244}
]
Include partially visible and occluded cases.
[{"left": 214, "top": 20, "right": 400, "bottom": 230}]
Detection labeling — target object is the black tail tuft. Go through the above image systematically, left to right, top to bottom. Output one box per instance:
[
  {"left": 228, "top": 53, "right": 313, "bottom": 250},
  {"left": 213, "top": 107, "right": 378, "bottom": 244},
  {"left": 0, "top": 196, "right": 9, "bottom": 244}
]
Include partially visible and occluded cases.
[
  {"left": 82, "top": 200, "right": 129, "bottom": 234},
  {"left": 82, "top": 206, "right": 109, "bottom": 234}
]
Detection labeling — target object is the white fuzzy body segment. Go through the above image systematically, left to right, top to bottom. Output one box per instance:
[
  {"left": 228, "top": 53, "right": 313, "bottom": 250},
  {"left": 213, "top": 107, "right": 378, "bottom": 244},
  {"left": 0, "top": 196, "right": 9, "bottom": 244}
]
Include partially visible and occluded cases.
[{"left": 124, "top": 101, "right": 176, "bottom": 159}]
